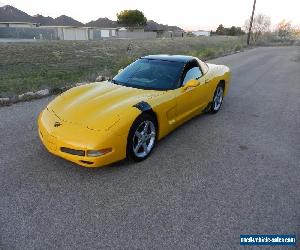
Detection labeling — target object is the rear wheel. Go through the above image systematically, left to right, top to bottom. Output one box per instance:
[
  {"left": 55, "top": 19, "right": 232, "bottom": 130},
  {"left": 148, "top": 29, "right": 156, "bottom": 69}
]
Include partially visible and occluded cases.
[
  {"left": 210, "top": 83, "right": 224, "bottom": 114},
  {"left": 127, "top": 113, "right": 157, "bottom": 162}
]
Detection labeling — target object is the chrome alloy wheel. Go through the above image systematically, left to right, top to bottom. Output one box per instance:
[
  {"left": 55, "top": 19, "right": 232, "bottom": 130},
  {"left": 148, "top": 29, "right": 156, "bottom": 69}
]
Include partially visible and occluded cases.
[
  {"left": 213, "top": 86, "right": 224, "bottom": 111},
  {"left": 132, "top": 120, "right": 156, "bottom": 158}
]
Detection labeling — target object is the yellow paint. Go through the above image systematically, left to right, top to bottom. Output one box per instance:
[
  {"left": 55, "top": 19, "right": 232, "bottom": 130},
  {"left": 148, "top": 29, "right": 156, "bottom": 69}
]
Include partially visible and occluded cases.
[{"left": 38, "top": 62, "right": 230, "bottom": 167}]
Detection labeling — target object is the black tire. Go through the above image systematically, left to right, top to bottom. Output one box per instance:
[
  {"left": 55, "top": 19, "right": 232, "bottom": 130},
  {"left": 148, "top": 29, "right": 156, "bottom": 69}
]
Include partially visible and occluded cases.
[
  {"left": 210, "top": 83, "right": 224, "bottom": 114},
  {"left": 127, "top": 113, "right": 157, "bottom": 162}
]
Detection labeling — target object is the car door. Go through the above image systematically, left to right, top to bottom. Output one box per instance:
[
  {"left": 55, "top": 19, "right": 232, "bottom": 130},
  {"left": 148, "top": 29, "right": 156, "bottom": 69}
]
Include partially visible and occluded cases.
[{"left": 175, "top": 61, "right": 209, "bottom": 123}]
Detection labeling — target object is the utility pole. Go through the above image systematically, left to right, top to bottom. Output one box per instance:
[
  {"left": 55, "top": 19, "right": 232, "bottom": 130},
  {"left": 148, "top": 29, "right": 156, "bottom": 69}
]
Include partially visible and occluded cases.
[{"left": 247, "top": 0, "right": 257, "bottom": 45}]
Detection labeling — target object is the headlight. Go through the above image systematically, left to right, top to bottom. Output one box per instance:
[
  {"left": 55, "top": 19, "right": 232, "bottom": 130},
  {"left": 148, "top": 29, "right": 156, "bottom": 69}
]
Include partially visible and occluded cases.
[{"left": 87, "top": 148, "right": 112, "bottom": 157}]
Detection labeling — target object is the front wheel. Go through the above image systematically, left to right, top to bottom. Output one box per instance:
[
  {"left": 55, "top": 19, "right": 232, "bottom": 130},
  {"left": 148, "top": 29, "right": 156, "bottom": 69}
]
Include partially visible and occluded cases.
[
  {"left": 210, "top": 84, "right": 224, "bottom": 114},
  {"left": 127, "top": 113, "right": 157, "bottom": 162}
]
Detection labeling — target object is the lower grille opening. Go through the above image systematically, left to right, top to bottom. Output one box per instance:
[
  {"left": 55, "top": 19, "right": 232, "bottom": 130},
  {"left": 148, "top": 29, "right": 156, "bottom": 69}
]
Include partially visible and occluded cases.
[
  {"left": 60, "top": 147, "right": 85, "bottom": 156},
  {"left": 80, "top": 160, "right": 94, "bottom": 165}
]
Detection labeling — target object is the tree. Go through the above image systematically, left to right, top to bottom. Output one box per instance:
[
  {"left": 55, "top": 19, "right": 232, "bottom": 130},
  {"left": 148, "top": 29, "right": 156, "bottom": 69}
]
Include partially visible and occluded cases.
[
  {"left": 117, "top": 10, "right": 147, "bottom": 28},
  {"left": 245, "top": 14, "right": 271, "bottom": 44},
  {"left": 277, "top": 20, "right": 292, "bottom": 40},
  {"left": 215, "top": 24, "right": 245, "bottom": 36},
  {"left": 216, "top": 24, "right": 226, "bottom": 35},
  {"left": 293, "top": 25, "right": 300, "bottom": 38},
  {"left": 228, "top": 26, "right": 245, "bottom": 36}
]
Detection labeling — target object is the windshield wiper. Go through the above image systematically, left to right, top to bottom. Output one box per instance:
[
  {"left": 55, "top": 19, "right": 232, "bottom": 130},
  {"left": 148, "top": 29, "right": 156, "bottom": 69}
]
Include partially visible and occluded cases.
[
  {"left": 111, "top": 79, "right": 119, "bottom": 85},
  {"left": 111, "top": 79, "right": 129, "bottom": 87}
]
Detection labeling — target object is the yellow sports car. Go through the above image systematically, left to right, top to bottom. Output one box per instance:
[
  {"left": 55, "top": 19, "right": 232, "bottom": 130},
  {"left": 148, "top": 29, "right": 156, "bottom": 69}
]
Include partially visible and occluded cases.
[{"left": 38, "top": 55, "right": 231, "bottom": 167}]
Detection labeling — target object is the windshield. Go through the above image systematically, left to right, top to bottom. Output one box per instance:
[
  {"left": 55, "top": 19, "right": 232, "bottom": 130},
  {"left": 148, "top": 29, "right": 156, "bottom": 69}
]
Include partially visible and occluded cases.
[{"left": 112, "top": 59, "right": 184, "bottom": 90}]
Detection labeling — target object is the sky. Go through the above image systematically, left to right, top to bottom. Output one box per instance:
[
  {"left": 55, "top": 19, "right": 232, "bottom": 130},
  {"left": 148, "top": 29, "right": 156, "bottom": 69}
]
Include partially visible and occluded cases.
[{"left": 0, "top": 0, "right": 299, "bottom": 30}]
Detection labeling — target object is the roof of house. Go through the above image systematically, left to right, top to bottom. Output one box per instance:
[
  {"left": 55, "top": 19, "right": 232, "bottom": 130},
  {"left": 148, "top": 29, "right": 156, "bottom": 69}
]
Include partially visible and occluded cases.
[
  {"left": 0, "top": 21, "right": 38, "bottom": 25},
  {"left": 39, "top": 25, "right": 79, "bottom": 28},
  {"left": 40, "top": 25, "right": 119, "bottom": 29},
  {"left": 83, "top": 27, "right": 118, "bottom": 30},
  {"left": 141, "top": 54, "right": 195, "bottom": 63}
]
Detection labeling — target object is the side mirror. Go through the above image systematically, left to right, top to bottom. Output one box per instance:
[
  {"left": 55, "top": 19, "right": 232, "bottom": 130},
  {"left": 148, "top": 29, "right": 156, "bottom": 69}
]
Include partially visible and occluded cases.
[
  {"left": 118, "top": 68, "right": 124, "bottom": 74},
  {"left": 182, "top": 79, "right": 199, "bottom": 90}
]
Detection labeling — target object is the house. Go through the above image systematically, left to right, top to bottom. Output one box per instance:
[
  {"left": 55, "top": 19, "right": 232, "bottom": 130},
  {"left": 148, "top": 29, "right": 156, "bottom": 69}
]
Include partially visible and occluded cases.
[
  {"left": 145, "top": 20, "right": 184, "bottom": 38},
  {"left": 0, "top": 22, "right": 39, "bottom": 28},
  {"left": 0, "top": 22, "right": 57, "bottom": 40},
  {"left": 40, "top": 26, "right": 118, "bottom": 40},
  {"left": 40, "top": 26, "right": 88, "bottom": 40},
  {"left": 85, "top": 27, "right": 118, "bottom": 40},
  {"left": 192, "top": 30, "right": 211, "bottom": 37}
]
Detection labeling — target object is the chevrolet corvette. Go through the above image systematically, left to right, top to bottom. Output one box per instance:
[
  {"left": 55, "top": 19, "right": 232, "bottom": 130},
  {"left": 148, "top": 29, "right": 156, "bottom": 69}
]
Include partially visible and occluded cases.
[{"left": 38, "top": 55, "right": 231, "bottom": 167}]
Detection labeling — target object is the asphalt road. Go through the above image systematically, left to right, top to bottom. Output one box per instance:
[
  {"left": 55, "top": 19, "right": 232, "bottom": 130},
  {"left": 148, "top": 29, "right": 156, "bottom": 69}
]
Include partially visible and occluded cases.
[{"left": 0, "top": 47, "right": 299, "bottom": 249}]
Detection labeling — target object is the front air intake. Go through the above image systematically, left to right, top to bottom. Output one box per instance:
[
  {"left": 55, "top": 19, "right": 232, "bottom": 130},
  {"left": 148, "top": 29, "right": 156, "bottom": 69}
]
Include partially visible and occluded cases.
[{"left": 60, "top": 147, "right": 85, "bottom": 156}]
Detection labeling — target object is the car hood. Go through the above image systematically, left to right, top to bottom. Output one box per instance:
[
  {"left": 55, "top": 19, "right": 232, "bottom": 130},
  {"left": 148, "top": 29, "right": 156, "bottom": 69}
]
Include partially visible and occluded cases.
[{"left": 48, "top": 81, "right": 162, "bottom": 130}]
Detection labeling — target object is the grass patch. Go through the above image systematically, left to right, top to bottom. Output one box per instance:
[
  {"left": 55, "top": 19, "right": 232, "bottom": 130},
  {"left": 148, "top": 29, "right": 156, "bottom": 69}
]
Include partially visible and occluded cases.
[{"left": 0, "top": 36, "right": 246, "bottom": 96}]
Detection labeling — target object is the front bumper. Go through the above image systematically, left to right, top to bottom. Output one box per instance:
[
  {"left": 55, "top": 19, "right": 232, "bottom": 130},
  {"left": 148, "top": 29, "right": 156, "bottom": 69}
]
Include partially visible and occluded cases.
[{"left": 38, "top": 109, "right": 127, "bottom": 168}]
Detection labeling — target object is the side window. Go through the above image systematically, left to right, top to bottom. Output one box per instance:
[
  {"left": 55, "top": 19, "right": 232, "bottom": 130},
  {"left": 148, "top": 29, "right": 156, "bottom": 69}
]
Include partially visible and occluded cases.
[{"left": 182, "top": 67, "right": 202, "bottom": 85}]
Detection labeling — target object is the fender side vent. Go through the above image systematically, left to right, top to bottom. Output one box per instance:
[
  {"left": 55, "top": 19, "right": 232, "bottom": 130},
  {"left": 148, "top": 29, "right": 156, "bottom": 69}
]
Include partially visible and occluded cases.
[{"left": 133, "top": 101, "right": 151, "bottom": 111}]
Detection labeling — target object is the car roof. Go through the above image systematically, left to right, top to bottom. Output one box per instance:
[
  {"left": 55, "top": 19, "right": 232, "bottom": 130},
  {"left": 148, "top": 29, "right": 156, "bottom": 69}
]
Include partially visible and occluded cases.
[{"left": 141, "top": 54, "right": 195, "bottom": 63}]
